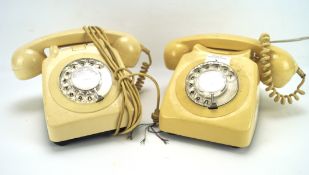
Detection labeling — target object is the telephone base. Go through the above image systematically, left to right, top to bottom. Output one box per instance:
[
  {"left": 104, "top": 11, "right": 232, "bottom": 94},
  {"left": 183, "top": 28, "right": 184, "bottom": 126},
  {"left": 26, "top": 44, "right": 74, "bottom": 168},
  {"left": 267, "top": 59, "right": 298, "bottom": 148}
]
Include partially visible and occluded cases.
[
  {"left": 42, "top": 45, "right": 130, "bottom": 143},
  {"left": 159, "top": 47, "right": 260, "bottom": 148},
  {"left": 159, "top": 91, "right": 259, "bottom": 148},
  {"left": 160, "top": 112, "right": 258, "bottom": 148},
  {"left": 52, "top": 130, "right": 116, "bottom": 146},
  {"left": 164, "top": 131, "right": 242, "bottom": 148}
]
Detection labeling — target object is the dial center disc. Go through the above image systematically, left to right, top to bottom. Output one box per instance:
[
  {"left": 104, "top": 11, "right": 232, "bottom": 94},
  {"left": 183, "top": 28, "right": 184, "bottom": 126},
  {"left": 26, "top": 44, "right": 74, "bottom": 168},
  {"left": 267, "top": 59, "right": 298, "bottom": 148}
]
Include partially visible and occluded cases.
[
  {"left": 71, "top": 66, "right": 101, "bottom": 90},
  {"left": 196, "top": 71, "right": 226, "bottom": 93}
]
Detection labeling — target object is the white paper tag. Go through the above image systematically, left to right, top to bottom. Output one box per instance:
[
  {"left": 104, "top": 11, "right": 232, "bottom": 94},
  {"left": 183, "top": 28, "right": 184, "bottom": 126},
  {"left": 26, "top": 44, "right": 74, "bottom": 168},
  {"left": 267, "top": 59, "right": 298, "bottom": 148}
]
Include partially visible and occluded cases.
[{"left": 206, "top": 54, "right": 231, "bottom": 65}]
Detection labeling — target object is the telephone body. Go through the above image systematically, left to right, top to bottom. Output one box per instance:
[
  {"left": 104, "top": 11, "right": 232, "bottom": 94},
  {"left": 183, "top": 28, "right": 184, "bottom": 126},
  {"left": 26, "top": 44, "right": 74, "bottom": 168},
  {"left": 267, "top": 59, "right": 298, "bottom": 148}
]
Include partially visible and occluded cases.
[
  {"left": 12, "top": 28, "right": 145, "bottom": 143},
  {"left": 160, "top": 34, "right": 305, "bottom": 147}
]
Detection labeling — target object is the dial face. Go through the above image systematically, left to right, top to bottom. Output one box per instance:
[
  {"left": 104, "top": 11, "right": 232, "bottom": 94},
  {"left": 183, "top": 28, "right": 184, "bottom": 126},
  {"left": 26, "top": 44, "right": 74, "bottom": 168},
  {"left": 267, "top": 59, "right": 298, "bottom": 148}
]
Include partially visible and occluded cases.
[
  {"left": 59, "top": 58, "right": 113, "bottom": 104},
  {"left": 185, "top": 61, "right": 239, "bottom": 108},
  {"left": 71, "top": 66, "right": 101, "bottom": 91},
  {"left": 196, "top": 71, "right": 227, "bottom": 94}
]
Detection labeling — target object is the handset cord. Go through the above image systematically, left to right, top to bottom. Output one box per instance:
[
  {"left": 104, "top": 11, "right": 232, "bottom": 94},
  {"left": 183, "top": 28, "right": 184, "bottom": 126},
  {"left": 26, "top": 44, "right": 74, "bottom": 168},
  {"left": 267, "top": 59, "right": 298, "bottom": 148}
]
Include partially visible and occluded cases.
[
  {"left": 83, "top": 26, "right": 160, "bottom": 135},
  {"left": 258, "top": 33, "right": 306, "bottom": 104},
  {"left": 135, "top": 45, "right": 152, "bottom": 91}
]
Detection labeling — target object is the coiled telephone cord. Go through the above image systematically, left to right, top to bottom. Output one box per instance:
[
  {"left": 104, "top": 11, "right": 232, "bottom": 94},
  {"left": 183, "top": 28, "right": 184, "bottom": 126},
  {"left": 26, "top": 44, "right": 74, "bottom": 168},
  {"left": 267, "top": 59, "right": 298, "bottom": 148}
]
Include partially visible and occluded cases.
[
  {"left": 83, "top": 26, "right": 160, "bottom": 135},
  {"left": 258, "top": 33, "right": 306, "bottom": 104},
  {"left": 135, "top": 46, "right": 152, "bottom": 91}
]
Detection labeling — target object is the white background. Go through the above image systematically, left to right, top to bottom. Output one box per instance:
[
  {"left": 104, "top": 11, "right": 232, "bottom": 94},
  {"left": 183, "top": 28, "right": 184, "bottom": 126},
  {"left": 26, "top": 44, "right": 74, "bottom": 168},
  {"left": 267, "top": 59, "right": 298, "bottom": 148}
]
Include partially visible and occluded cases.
[{"left": 1, "top": 0, "right": 309, "bottom": 174}]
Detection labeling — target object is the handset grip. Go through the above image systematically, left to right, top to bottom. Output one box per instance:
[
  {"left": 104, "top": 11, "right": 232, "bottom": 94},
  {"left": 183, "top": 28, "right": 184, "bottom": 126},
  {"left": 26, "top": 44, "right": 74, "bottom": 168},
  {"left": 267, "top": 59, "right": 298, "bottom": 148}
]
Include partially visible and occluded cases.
[
  {"left": 12, "top": 28, "right": 142, "bottom": 80},
  {"left": 164, "top": 34, "right": 299, "bottom": 88}
]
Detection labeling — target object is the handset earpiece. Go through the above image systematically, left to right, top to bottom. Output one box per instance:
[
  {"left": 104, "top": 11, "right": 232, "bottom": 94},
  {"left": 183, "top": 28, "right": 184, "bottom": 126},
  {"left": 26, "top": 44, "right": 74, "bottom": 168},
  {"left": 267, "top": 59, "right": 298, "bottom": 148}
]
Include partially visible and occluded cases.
[
  {"left": 110, "top": 34, "right": 142, "bottom": 68},
  {"left": 164, "top": 41, "right": 190, "bottom": 70}
]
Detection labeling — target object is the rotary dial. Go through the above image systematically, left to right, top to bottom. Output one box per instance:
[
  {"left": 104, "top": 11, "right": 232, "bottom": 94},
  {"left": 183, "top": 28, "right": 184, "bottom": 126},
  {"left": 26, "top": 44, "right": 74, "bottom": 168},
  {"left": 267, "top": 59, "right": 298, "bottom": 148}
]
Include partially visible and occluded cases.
[
  {"left": 59, "top": 58, "right": 113, "bottom": 104},
  {"left": 185, "top": 61, "right": 238, "bottom": 109}
]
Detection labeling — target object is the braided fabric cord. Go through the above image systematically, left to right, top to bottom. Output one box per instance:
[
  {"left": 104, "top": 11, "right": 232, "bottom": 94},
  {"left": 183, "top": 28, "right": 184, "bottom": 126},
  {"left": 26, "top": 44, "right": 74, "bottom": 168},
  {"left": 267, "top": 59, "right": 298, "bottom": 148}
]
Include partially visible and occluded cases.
[
  {"left": 83, "top": 26, "right": 160, "bottom": 135},
  {"left": 258, "top": 33, "right": 306, "bottom": 104}
]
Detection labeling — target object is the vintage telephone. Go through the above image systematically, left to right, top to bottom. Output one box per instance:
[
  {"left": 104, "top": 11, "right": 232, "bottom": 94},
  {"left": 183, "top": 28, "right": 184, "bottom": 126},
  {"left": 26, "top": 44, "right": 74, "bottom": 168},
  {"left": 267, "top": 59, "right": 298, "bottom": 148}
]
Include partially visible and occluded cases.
[
  {"left": 12, "top": 26, "right": 160, "bottom": 144},
  {"left": 160, "top": 34, "right": 306, "bottom": 147}
]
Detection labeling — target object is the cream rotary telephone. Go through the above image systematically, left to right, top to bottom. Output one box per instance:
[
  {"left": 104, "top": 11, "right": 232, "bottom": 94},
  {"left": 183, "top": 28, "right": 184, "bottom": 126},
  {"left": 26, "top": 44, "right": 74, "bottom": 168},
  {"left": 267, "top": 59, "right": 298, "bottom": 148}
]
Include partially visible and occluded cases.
[
  {"left": 12, "top": 26, "right": 160, "bottom": 144},
  {"left": 159, "top": 34, "right": 306, "bottom": 147}
]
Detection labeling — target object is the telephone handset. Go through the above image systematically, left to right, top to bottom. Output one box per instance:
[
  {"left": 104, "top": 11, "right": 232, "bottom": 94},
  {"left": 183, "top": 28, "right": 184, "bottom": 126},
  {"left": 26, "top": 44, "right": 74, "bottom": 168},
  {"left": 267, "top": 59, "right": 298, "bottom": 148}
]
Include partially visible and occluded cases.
[
  {"left": 12, "top": 26, "right": 160, "bottom": 144},
  {"left": 12, "top": 28, "right": 142, "bottom": 80},
  {"left": 160, "top": 34, "right": 306, "bottom": 147}
]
